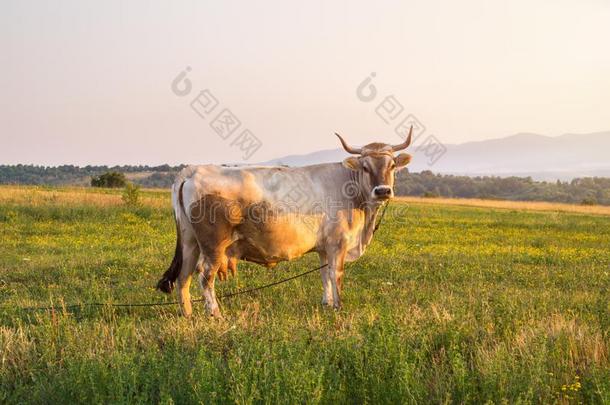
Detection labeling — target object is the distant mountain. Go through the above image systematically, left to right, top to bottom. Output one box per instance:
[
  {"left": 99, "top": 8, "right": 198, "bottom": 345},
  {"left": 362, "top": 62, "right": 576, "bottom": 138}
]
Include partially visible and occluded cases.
[{"left": 263, "top": 131, "right": 610, "bottom": 181}]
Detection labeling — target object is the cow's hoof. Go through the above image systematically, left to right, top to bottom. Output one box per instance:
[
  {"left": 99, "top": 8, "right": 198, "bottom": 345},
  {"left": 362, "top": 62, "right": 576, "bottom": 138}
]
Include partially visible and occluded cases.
[
  {"left": 321, "top": 297, "right": 332, "bottom": 307},
  {"left": 209, "top": 307, "right": 223, "bottom": 320}
]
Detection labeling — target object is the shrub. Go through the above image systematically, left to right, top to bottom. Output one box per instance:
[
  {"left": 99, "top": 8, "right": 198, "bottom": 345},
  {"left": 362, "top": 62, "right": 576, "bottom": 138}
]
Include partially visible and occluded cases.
[
  {"left": 91, "top": 171, "right": 127, "bottom": 188},
  {"left": 122, "top": 183, "right": 141, "bottom": 207}
]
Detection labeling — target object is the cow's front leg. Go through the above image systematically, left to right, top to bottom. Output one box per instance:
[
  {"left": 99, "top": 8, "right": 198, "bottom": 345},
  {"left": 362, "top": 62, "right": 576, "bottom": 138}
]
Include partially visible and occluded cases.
[
  {"left": 327, "top": 243, "right": 347, "bottom": 310},
  {"left": 318, "top": 252, "right": 332, "bottom": 306},
  {"left": 198, "top": 254, "right": 224, "bottom": 319}
]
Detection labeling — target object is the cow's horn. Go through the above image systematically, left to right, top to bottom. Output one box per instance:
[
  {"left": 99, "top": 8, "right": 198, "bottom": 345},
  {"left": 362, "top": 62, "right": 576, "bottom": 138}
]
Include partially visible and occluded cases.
[
  {"left": 391, "top": 126, "right": 413, "bottom": 152},
  {"left": 335, "top": 133, "right": 362, "bottom": 155}
]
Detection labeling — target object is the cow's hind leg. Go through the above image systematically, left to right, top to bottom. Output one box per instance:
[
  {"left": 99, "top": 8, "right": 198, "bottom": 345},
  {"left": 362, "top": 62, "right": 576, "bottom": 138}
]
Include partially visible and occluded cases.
[
  {"left": 190, "top": 195, "right": 236, "bottom": 318},
  {"left": 176, "top": 237, "right": 199, "bottom": 317},
  {"left": 197, "top": 250, "right": 226, "bottom": 318},
  {"left": 216, "top": 255, "right": 229, "bottom": 282},
  {"left": 228, "top": 256, "right": 238, "bottom": 278}
]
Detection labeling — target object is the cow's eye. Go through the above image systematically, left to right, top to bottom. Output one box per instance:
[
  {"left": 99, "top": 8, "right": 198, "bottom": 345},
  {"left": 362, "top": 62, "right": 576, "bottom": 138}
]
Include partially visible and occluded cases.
[
  {"left": 390, "top": 163, "right": 396, "bottom": 170},
  {"left": 363, "top": 166, "right": 370, "bottom": 173}
]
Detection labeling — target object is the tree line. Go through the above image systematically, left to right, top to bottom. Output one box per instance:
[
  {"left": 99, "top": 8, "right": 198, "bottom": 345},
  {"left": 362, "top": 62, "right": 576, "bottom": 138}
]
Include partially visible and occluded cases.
[
  {"left": 0, "top": 164, "right": 185, "bottom": 187},
  {"left": 1, "top": 164, "right": 609, "bottom": 206},
  {"left": 396, "top": 170, "right": 610, "bottom": 205}
]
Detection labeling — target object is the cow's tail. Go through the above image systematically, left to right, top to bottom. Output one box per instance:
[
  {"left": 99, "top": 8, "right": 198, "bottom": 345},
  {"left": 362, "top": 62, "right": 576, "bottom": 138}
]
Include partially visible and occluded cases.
[{"left": 156, "top": 180, "right": 187, "bottom": 294}]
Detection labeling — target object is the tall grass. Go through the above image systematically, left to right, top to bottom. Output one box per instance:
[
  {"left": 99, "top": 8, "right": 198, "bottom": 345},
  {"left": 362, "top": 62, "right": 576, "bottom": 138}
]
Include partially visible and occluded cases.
[{"left": 0, "top": 187, "right": 608, "bottom": 403}]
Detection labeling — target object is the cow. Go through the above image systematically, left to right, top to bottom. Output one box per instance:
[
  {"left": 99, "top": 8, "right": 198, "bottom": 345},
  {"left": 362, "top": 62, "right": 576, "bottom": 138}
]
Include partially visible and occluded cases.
[{"left": 157, "top": 128, "right": 413, "bottom": 317}]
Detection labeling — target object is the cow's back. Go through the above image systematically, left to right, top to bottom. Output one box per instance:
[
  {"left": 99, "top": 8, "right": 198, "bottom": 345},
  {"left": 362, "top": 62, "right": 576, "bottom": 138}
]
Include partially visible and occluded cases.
[{"left": 176, "top": 164, "right": 326, "bottom": 265}]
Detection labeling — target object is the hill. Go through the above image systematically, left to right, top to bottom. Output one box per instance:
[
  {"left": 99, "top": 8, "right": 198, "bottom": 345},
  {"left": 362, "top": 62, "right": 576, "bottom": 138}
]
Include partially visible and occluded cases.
[{"left": 265, "top": 131, "right": 610, "bottom": 181}]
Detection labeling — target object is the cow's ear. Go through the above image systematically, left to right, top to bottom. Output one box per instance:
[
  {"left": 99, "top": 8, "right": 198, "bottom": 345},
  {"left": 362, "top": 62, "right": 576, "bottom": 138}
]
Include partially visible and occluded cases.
[
  {"left": 394, "top": 153, "right": 412, "bottom": 169},
  {"left": 342, "top": 156, "right": 361, "bottom": 171}
]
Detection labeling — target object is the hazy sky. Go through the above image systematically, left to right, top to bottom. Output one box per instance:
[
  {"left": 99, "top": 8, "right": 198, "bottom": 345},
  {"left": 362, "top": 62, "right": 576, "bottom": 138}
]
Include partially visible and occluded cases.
[{"left": 1, "top": 0, "right": 609, "bottom": 165}]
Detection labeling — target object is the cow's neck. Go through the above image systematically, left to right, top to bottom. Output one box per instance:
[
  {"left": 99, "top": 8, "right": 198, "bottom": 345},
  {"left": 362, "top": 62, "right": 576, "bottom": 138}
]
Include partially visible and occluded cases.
[
  {"left": 346, "top": 167, "right": 383, "bottom": 248},
  {"left": 361, "top": 200, "right": 383, "bottom": 247}
]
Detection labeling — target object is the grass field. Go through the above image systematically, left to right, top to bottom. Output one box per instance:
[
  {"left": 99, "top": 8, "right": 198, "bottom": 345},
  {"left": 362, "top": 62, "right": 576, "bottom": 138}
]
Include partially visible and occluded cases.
[{"left": 1, "top": 186, "right": 609, "bottom": 404}]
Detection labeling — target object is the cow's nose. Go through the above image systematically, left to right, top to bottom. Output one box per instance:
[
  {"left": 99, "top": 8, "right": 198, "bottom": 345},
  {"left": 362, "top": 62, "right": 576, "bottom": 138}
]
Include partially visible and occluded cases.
[{"left": 373, "top": 186, "right": 393, "bottom": 198}]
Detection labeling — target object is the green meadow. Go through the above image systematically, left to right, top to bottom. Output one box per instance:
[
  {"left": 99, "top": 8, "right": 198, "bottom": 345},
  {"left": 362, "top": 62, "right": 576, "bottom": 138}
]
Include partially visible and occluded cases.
[{"left": 0, "top": 186, "right": 608, "bottom": 404}]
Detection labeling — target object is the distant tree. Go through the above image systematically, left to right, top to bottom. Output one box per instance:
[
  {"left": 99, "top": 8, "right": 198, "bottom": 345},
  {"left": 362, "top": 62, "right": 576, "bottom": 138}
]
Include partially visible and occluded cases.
[
  {"left": 91, "top": 171, "right": 127, "bottom": 188},
  {"left": 136, "top": 172, "right": 175, "bottom": 188}
]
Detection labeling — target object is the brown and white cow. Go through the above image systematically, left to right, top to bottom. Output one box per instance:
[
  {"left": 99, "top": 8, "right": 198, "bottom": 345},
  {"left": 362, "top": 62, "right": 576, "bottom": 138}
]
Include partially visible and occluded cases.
[{"left": 157, "top": 128, "right": 413, "bottom": 317}]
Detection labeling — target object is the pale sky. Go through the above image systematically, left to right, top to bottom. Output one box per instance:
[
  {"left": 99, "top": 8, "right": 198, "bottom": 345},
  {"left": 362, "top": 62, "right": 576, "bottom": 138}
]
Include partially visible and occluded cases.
[{"left": 1, "top": 0, "right": 609, "bottom": 166}]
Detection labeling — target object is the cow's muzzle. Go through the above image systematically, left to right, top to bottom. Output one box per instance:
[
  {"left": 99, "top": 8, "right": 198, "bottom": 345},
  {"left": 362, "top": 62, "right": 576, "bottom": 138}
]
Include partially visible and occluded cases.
[{"left": 372, "top": 185, "right": 393, "bottom": 199}]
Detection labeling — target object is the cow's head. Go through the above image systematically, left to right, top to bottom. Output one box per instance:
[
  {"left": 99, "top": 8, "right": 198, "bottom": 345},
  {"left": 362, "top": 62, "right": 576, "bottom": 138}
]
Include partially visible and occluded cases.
[{"left": 336, "top": 126, "right": 413, "bottom": 202}]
